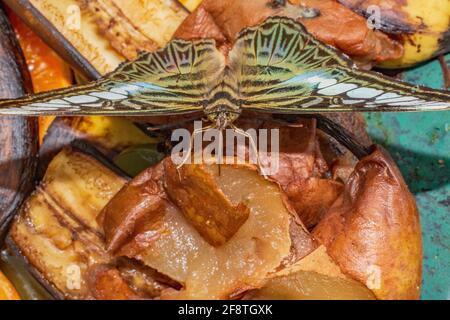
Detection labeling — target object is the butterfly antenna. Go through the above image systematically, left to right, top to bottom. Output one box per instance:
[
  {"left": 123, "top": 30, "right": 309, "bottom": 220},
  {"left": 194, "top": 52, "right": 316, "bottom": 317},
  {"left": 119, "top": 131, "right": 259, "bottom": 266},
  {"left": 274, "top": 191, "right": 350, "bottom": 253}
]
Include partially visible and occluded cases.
[{"left": 230, "top": 124, "right": 269, "bottom": 179}]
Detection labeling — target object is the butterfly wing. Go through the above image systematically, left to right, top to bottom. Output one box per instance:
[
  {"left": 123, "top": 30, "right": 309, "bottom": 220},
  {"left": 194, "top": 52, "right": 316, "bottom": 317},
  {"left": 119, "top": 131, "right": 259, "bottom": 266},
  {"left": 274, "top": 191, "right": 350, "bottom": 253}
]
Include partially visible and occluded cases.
[
  {"left": 230, "top": 17, "right": 450, "bottom": 113},
  {"left": 0, "top": 39, "right": 225, "bottom": 115}
]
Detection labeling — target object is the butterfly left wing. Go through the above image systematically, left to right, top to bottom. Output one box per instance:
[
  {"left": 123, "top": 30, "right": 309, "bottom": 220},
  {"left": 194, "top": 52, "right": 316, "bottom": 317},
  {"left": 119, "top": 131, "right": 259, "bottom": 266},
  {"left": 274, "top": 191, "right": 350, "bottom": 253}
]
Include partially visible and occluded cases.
[
  {"left": 230, "top": 17, "right": 450, "bottom": 113},
  {"left": 0, "top": 39, "right": 225, "bottom": 115}
]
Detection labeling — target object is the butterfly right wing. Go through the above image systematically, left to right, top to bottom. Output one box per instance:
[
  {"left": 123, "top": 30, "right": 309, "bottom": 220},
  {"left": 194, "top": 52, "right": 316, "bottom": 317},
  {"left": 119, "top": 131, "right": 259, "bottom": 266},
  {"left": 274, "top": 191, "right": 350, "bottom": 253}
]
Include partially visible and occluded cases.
[
  {"left": 230, "top": 17, "right": 450, "bottom": 114},
  {"left": 0, "top": 39, "right": 225, "bottom": 115}
]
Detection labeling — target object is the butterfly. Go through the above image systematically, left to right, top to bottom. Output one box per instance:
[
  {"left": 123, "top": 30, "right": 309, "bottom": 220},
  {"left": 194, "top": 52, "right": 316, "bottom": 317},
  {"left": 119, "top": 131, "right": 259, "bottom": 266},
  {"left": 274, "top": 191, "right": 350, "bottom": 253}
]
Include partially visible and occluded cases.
[{"left": 0, "top": 16, "right": 449, "bottom": 129}]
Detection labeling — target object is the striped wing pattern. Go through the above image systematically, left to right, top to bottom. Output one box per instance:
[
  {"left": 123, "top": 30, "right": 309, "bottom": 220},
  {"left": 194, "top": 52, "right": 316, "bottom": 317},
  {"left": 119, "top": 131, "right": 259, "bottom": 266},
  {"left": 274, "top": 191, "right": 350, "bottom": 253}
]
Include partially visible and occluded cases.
[
  {"left": 0, "top": 17, "right": 448, "bottom": 116},
  {"left": 231, "top": 17, "right": 450, "bottom": 113},
  {"left": 0, "top": 39, "right": 224, "bottom": 115}
]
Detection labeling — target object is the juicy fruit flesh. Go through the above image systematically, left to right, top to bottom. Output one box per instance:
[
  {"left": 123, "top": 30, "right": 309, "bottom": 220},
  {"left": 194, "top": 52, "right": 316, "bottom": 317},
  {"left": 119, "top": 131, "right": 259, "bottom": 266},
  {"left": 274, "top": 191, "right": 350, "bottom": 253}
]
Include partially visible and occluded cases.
[
  {"left": 131, "top": 164, "right": 294, "bottom": 299},
  {"left": 246, "top": 245, "right": 376, "bottom": 300},
  {"left": 247, "top": 270, "right": 376, "bottom": 300}
]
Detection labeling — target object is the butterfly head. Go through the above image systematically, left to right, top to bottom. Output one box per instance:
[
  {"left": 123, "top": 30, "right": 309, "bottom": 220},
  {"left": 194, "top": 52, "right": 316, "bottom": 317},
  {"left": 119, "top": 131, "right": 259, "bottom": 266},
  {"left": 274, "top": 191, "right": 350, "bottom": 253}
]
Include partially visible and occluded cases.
[{"left": 205, "top": 105, "right": 241, "bottom": 130}]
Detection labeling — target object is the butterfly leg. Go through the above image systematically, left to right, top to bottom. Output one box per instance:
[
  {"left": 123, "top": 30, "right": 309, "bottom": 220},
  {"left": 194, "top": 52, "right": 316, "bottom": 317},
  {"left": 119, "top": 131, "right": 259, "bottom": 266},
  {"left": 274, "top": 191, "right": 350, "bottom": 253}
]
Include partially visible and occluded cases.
[
  {"left": 137, "top": 114, "right": 204, "bottom": 133},
  {"left": 253, "top": 114, "right": 372, "bottom": 160},
  {"left": 176, "top": 124, "right": 215, "bottom": 172}
]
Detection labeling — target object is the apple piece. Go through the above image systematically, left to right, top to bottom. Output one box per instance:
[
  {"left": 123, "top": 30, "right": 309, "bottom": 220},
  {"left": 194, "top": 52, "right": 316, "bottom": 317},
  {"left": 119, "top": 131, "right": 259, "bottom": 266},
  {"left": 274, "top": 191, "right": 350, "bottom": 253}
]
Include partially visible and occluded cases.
[
  {"left": 175, "top": 0, "right": 402, "bottom": 65},
  {"left": 255, "top": 120, "right": 344, "bottom": 229},
  {"left": 313, "top": 146, "right": 422, "bottom": 300},
  {"left": 102, "top": 158, "right": 317, "bottom": 299},
  {"left": 164, "top": 160, "right": 250, "bottom": 246},
  {"left": 101, "top": 162, "right": 167, "bottom": 253},
  {"left": 244, "top": 246, "right": 375, "bottom": 300},
  {"left": 87, "top": 264, "right": 140, "bottom": 300},
  {"left": 246, "top": 271, "right": 376, "bottom": 300}
]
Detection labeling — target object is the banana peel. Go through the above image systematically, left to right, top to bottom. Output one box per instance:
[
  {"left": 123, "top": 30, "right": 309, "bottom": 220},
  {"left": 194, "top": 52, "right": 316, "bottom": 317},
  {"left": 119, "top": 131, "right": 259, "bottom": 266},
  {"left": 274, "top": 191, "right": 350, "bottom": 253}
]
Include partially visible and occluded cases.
[
  {"left": 339, "top": 0, "right": 450, "bottom": 69},
  {"left": 0, "top": 5, "right": 38, "bottom": 240},
  {"left": 0, "top": 248, "right": 53, "bottom": 300}
]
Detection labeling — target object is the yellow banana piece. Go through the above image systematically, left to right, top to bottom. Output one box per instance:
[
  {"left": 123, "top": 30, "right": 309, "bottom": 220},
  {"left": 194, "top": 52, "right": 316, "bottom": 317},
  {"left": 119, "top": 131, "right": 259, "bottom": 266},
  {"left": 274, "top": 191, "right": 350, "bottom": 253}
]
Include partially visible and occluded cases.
[
  {"left": 338, "top": 0, "right": 450, "bottom": 68},
  {"left": 379, "top": 0, "right": 450, "bottom": 68}
]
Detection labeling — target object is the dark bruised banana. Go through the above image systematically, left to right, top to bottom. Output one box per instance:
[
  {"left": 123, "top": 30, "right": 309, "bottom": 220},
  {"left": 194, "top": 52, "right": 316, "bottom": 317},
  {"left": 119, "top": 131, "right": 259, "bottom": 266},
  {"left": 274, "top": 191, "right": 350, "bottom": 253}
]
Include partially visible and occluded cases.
[{"left": 0, "top": 4, "right": 38, "bottom": 240}]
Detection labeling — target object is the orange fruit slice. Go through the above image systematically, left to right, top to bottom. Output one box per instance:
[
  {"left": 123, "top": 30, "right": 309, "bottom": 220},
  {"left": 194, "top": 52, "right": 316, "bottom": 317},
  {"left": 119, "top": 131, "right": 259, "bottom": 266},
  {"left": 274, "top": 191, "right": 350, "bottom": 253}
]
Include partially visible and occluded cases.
[
  {"left": 8, "top": 10, "right": 72, "bottom": 144},
  {"left": 0, "top": 270, "right": 20, "bottom": 300}
]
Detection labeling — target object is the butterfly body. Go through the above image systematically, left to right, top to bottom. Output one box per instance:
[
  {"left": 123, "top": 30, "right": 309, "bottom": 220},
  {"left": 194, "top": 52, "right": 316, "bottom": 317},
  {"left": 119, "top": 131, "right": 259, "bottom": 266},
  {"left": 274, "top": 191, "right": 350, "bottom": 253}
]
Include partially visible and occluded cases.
[{"left": 0, "top": 17, "right": 448, "bottom": 116}]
